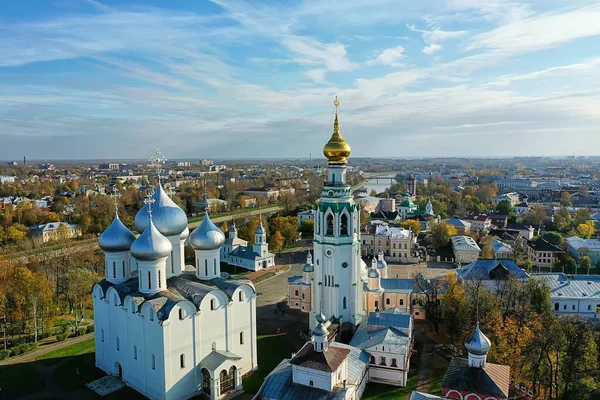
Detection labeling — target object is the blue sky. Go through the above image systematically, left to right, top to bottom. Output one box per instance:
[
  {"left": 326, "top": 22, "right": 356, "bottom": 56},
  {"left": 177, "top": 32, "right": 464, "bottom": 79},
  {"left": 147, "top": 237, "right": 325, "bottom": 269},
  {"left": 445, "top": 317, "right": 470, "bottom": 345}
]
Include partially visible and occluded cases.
[{"left": 1, "top": 0, "right": 599, "bottom": 160}]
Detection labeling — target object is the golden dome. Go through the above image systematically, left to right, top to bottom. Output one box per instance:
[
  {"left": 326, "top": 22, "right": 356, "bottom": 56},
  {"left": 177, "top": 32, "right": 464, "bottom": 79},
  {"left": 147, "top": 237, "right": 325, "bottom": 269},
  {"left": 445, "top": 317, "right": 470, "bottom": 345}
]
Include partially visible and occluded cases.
[{"left": 323, "top": 97, "right": 351, "bottom": 164}]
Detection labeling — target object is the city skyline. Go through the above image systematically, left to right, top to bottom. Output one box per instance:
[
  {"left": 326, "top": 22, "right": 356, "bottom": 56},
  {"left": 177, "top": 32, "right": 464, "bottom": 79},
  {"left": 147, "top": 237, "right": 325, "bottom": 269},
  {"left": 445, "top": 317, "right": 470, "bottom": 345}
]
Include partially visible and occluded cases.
[{"left": 2, "top": 0, "right": 600, "bottom": 159}]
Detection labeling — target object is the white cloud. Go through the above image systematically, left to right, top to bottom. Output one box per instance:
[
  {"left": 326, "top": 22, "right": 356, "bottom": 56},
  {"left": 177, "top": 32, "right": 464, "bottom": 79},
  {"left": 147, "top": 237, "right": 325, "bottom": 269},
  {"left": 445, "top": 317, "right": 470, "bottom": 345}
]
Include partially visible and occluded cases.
[
  {"left": 407, "top": 23, "right": 466, "bottom": 56},
  {"left": 423, "top": 43, "right": 442, "bottom": 54},
  {"left": 374, "top": 45, "right": 406, "bottom": 66}
]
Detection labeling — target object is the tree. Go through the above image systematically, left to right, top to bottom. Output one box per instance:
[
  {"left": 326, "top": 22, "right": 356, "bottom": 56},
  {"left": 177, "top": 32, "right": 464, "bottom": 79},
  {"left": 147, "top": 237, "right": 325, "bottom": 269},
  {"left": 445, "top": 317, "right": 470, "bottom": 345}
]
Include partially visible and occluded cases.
[
  {"left": 369, "top": 189, "right": 377, "bottom": 196},
  {"left": 279, "top": 192, "right": 298, "bottom": 216},
  {"left": 560, "top": 192, "right": 573, "bottom": 207},
  {"left": 496, "top": 199, "right": 513, "bottom": 216},
  {"left": 524, "top": 204, "right": 548, "bottom": 227},
  {"left": 554, "top": 207, "right": 572, "bottom": 232},
  {"left": 574, "top": 208, "right": 592, "bottom": 227},
  {"left": 44, "top": 212, "right": 61, "bottom": 223},
  {"left": 299, "top": 219, "right": 314, "bottom": 238},
  {"left": 400, "top": 219, "right": 421, "bottom": 235},
  {"left": 429, "top": 221, "right": 457, "bottom": 248},
  {"left": 576, "top": 221, "right": 595, "bottom": 239},
  {"left": 6, "top": 223, "right": 28, "bottom": 243},
  {"left": 269, "top": 231, "right": 285, "bottom": 255},
  {"left": 541, "top": 232, "right": 563, "bottom": 246},
  {"left": 481, "top": 243, "right": 495, "bottom": 259},
  {"left": 580, "top": 256, "right": 592, "bottom": 274},
  {"left": 65, "top": 268, "right": 100, "bottom": 334},
  {"left": 441, "top": 272, "right": 468, "bottom": 343},
  {"left": 413, "top": 273, "right": 442, "bottom": 334}
]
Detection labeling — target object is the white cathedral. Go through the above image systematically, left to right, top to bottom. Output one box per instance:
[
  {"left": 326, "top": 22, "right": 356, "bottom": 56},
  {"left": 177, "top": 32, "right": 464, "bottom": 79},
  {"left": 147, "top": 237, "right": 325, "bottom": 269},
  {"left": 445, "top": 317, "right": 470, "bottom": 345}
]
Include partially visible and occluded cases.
[{"left": 93, "top": 184, "right": 258, "bottom": 400}]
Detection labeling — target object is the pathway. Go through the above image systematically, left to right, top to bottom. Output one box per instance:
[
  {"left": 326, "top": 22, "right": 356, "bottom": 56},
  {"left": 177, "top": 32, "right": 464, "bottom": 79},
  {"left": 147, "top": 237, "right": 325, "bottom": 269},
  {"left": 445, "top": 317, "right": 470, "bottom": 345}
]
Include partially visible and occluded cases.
[{"left": 0, "top": 332, "right": 94, "bottom": 366}]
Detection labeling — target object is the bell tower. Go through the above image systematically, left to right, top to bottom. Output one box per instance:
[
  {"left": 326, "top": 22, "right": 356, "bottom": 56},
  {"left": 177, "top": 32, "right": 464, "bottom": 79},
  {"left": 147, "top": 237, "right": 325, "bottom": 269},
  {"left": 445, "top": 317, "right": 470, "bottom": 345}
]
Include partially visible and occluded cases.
[{"left": 310, "top": 97, "right": 364, "bottom": 330}]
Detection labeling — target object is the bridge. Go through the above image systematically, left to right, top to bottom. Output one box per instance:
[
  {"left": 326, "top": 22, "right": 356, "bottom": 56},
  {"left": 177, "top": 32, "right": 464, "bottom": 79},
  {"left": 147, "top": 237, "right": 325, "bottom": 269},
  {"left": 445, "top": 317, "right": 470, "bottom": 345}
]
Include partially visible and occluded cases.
[{"left": 367, "top": 176, "right": 399, "bottom": 183}]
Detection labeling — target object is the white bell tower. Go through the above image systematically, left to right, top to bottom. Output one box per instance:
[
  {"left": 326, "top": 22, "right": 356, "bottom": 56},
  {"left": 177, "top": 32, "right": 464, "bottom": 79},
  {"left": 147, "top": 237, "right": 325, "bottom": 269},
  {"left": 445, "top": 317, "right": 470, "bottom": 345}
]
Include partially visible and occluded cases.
[{"left": 310, "top": 97, "right": 364, "bottom": 330}]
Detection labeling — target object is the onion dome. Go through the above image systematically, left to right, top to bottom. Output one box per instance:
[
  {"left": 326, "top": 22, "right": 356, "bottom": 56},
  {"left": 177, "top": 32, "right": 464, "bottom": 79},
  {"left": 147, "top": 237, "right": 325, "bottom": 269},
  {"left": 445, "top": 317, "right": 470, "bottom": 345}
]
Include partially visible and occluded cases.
[
  {"left": 323, "top": 97, "right": 351, "bottom": 165},
  {"left": 134, "top": 185, "right": 187, "bottom": 237},
  {"left": 189, "top": 211, "right": 225, "bottom": 250},
  {"left": 98, "top": 213, "right": 136, "bottom": 252},
  {"left": 130, "top": 215, "right": 172, "bottom": 261},
  {"left": 255, "top": 220, "right": 266, "bottom": 235},
  {"left": 180, "top": 227, "right": 190, "bottom": 241},
  {"left": 303, "top": 262, "right": 314, "bottom": 273},
  {"left": 368, "top": 268, "right": 380, "bottom": 278},
  {"left": 316, "top": 312, "right": 327, "bottom": 324},
  {"left": 312, "top": 322, "right": 328, "bottom": 337},
  {"left": 464, "top": 322, "right": 491, "bottom": 356}
]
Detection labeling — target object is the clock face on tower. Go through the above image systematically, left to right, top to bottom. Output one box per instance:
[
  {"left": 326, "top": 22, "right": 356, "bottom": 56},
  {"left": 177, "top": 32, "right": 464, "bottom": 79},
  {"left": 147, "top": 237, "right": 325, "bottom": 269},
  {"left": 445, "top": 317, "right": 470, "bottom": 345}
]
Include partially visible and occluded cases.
[
  {"left": 325, "top": 248, "right": 334, "bottom": 258},
  {"left": 342, "top": 262, "right": 348, "bottom": 268}
]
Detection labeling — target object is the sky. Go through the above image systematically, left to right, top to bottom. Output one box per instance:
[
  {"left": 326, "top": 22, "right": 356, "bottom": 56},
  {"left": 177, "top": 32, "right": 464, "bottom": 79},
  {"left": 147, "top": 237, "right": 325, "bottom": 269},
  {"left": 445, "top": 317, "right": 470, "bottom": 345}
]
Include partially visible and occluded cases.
[{"left": 1, "top": 0, "right": 600, "bottom": 160}]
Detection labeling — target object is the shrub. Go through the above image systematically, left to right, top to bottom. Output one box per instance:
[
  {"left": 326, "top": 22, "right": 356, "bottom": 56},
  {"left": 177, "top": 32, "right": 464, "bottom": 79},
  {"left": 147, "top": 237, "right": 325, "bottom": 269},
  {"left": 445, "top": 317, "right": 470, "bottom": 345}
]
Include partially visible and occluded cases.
[
  {"left": 86, "top": 325, "right": 95, "bottom": 334},
  {"left": 77, "top": 327, "right": 87, "bottom": 336},
  {"left": 56, "top": 333, "right": 69, "bottom": 342},
  {"left": 0, "top": 349, "right": 11, "bottom": 360}
]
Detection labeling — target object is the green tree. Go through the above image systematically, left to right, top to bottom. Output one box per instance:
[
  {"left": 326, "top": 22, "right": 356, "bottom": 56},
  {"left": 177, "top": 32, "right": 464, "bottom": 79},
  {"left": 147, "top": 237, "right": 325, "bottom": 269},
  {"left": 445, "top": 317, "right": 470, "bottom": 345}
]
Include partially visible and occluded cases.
[
  {"left": 495, "top": 199, "right": 513, "bottom": 216},
  {"left": 524, "top": 204, "right": 548, "bottom": 227},
  {"left": 554, "top": 207, "right": 572, "bottom": 232},
  {"left": 574, "top": 208, "right": 591, "bottom": 226},
  {"left": 299, "top": 219, "right": 314, "bottom": 238},
  {"left": 541, "top": 232, "right": 563, "bottom": 246},
  {"left": 580, "top": 256, "right": 592, "bottom": 274},
  {"left": 65, "top": 268, "right": 100, "bottom": 334}
]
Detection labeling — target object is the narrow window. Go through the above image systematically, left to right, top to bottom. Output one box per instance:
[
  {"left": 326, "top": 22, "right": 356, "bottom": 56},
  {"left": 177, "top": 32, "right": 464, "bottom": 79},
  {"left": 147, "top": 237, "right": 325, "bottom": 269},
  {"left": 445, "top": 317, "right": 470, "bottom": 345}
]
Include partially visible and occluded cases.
[
  {"left": 326, "top": 214, "right": 334, "bottom": 235},
  {"left": 340, "top": 214, "right": 348, "bottom": 236},
  {"left": 171, "top": 251, "right": 174, "bottom": 274},
  {"left": 214, "top": 259, "right": 217, "bottom": 275},
  {"left": 113, "top": 261, "right": 116, "bottom": 278},
  {"left": 122, "top": 261, "right": 125, "bottom": 277},
  {"left": 158, "top": 270, "right": 162, "bottom": 288},
  {"left": 148, "top": 271, "right": 151, "bottom": 290},
  {"left": 332, "top": 275, "right": 334, "bottom": 286},
  {"left": 295, "top": 290, "right": 299, "bottom": 296},
  {"left": 239, "top": 291, "right": 243, "bottom": 302},
  {"left": 113, "top": 294, "right": 118, "bottom": 306},
  {"left": 343, "top": 297, "right": 347, "bottom": 309},
  {"left": 386, "top": 298, "right": 390, "bottom": 305},
  {"left": 211, "top": 299, "right": 216, "bottom": 310},
  {"left": 400, "top": 299, "right": 404, "bottom": 306},
  {"left": 374, "top": 300, "right": 379, "bottom": 308},
  {"left": 588, "top": 305, "right": 592, "bottom": 311},
  {"left": 179, "top": 308, "right": 184, "bottom": 320},
  {"left": 150, "top": 310, "right": 154, "bottom": 321},
  {"left": 101, "top": 328, "right": 104, "bottom": 342},
  {"left": 240, "top": 331, "right": 244, "bottom": 345},
  {"left": 116, "top": 337, "right": 120, "bottom": 351},
  {"left": 134, "top": 345, "right": 138, "bottom": 360},
  {"left": 152, "top": 354, "right": 156, "bottom": 370},
  {"left": 180, "top": 354, "right": 185, "bottom": 368},
  {"left": 370, "top": 356, "right": 375, "bottom": 364},
  {"left": 379, "top": 356, "right": 386, "bottom": 366},
  {"left": 391, "top": 358, "right": 397, "bottom": 368},
  {"left": 309, "top": 380, "right": 314, "bottom": 387}
]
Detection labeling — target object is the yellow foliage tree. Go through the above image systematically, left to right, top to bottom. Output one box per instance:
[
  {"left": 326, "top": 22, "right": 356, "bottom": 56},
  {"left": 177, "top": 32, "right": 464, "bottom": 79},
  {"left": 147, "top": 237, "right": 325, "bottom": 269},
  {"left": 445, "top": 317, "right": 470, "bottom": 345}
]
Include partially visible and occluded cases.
[
  {"left": 400, "top": 219, "right": 421, "bottom": 234},
  {"left": 576, "top": 221, "right": 595, "bottom": 239}
]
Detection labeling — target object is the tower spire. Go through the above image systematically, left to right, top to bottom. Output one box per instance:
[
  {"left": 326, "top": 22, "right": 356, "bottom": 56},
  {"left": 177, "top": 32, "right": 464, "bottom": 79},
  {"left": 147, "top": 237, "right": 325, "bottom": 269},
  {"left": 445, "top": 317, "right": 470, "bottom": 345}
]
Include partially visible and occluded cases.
[
  {"left": 323, "top": 96, "right": 351, "bottom": 165},
  {"left": 110, "top": 187, "right": 122, "bottom": 218}
]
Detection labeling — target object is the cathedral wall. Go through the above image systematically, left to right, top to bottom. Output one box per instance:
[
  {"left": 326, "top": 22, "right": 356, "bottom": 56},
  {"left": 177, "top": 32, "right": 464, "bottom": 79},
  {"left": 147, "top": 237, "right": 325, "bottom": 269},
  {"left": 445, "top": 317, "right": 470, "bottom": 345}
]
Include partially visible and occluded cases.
[{"left": 292, "top": 364, "right": 334, "bottom": 391}]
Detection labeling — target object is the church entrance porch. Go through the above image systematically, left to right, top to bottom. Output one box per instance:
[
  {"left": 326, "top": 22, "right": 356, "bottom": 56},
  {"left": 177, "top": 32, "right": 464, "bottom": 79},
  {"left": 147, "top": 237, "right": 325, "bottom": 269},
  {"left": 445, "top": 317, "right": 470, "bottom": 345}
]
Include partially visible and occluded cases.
[{"left": 199, "top": 350, "right": 243, "bottom": 400}]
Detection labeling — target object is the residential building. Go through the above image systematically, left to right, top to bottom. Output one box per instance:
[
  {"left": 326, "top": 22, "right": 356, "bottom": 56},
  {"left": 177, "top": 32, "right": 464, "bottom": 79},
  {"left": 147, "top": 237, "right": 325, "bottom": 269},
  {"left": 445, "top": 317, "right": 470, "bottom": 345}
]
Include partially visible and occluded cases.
[
  {"left": 201, "top": 159, "right": 214, "bottom": 166},
  {"left": 100, "top": 163, "right": 120, "bottom": 170},
  {"left": 0, "top": 176, "right": 16, "bottom": 184},
  {"left": 93, "top": 184, "right": 257, "bottom": 400},
  {"left": 243, "top": 186, "right": 295, "bottom": 201},
  {"left": 492, "top": 192, "right": 520, "bottom": 206},
  {"left": 195, "top": 198, "right": 228, "bottom": 213},
  {"left": 514, "top": 202, "right": 530, "bottom": 214},
  {"left": 297, "top": 209, "right": 315, "bottom": 226},
  {"left": 462, "top": 214, "right": 492, "bottom": 233},
  {"left": 489, "top": 214, "right": 508, "bottom": 228},
  {"left": 445, "top": 218, "right": 471, "bottom": 235},
  {"left": 361, "top": 221, "right": 417, "bottom": 263},
  {"left": 28, "top": 222, "right": 81, "bottom": 243},
  {"left": 505, "top": 223, "right": 535, "bottom": 240},
  {"left": 451, "top": 235, "right": 481, "bottom": 264},
  {"left": 566, "top": 237, "right": 600, "bottom": 264},
  {"left": 489, "top": 239, "right": 513, "bottom": 260},
  {"left": 528, "top": 239, "right": 563, "bottom": 271},
  {"left": 535, "top": 274, "right": 600, "bottom": 318}
]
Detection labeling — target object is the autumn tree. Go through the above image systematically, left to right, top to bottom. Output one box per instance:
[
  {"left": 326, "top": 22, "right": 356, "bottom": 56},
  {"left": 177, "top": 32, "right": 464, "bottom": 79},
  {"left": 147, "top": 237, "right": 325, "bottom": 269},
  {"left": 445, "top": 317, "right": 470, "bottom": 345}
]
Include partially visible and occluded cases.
[
  {"left": 560, "top": 192, "right": 573, "bottom": 207},
  {"left": 524, "top": 204, "right": 548, "bottom": 227},
  {"left": 574, "top": 207, "right": 592, "bottom": 226},
  {"left": 400, "top": 219, "right": 421, "bottom": 234},
  {"left": 429, "top": 221, "right": 457, "bottom": 248},
  {"left": 576, "top": 221, "right": 595, "bottom": 239},
  {"left": 269, "top": 231, "right": 285, "bottom": 255},
  {"left": 481, "top": 243, "right": 495, "bottom": 259},
  {"left": 580, "top": 256, "right": 592, "bottom": 274},
  {"left": 65, "top": 268, "right": 100, "bottom": 334},
  {"left": 442, "top": 272, "right": 468, "bottom": 343}
]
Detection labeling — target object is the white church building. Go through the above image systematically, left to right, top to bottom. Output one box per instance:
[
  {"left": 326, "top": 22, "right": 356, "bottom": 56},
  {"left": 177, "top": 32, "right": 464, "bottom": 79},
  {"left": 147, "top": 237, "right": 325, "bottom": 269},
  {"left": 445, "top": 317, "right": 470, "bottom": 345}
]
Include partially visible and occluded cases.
[
  {"left": 93, "top": 184, "right": 258, "bottom": 400},
  {"left": 220, "top": 221, "right": 275, "bottom": 271}
]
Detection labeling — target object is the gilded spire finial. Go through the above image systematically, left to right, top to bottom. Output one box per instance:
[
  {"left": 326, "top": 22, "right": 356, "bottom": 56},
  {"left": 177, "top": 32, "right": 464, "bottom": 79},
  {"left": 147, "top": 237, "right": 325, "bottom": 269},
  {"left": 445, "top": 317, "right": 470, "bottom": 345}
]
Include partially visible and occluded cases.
[{"left": 323, "top": 96, "right": 351, "bottom": 164}]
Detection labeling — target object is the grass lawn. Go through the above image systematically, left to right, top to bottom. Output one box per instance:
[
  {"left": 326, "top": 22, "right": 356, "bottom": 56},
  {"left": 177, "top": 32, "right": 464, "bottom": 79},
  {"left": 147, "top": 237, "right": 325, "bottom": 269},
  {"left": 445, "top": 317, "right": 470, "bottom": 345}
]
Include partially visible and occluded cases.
[
  {"left": 220, "top": 263, "right": 251, "bottom": 276},
  {"left": 243, "top": 334, "right": 298, "bottom": 394},
  {"left": 38, "top": 338, "right": 96, "bottom": 366},
  {"left": 53, "top": 352, "right": 105, "bottom": 391},
  {"left": 428, "top": 354, "right": 449, "bottom": 395},
  {"left": 0, "top": 363, "right": 46, "bottom": 399},
  {"left": 362, "top": 375, "right": 419, "bottom": 400}
]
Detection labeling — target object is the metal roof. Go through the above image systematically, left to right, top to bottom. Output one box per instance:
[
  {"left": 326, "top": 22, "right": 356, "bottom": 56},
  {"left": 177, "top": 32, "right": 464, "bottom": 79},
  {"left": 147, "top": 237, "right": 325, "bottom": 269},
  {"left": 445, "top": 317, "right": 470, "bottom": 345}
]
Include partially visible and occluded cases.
[
  {"left": 451, "top": 235, "right": 481, "bottom": 252},
  {"left": 456, "top": 259, "right": 528, "bottom": 280},
  {"left": 533, "top": 273, "right": 600, "bottom": 299},
  {"left": 199, "top": 350, "right": 241, "bottom": 371},
  {"left": 442, "top": 357, "right": 510, "bottom": 398},
  {"left": 409, "top": 392, "right": 443, "bottom": 400}
]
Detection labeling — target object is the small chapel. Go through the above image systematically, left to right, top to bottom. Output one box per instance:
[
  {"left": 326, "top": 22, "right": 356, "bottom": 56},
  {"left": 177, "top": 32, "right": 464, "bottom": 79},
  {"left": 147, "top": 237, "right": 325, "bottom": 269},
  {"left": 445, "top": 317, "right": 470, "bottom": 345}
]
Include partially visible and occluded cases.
[{"left": 93, "top": 182, "right": 258, "bottom": 400}]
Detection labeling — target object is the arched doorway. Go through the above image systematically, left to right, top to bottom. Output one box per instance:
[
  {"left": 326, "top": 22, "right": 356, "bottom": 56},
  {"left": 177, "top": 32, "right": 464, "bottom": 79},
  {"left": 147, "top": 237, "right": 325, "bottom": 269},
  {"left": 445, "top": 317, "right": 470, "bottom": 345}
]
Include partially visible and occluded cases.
[
  {"left": 115, "top": 362, "right": 122, "bottom": 379},
  {"left": 229, "top": 366, "right": 237, "bottom": 390},
  {"left": 201, "top": 368, "right": 211, "bottom": 396},
  {"left": 219, "top": 369, "right": 234, "bottom": 395}
]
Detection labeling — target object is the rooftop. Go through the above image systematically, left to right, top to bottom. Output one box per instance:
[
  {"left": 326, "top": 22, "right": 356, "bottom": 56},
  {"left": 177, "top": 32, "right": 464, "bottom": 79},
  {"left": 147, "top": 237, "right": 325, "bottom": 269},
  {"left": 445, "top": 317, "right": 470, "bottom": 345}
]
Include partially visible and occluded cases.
[
  {"left": 451, "top": 235, "right": 481, "bottom": 252},
  {"left": 533, "top": 273, "right": 600, "bottom": 299},
  {"left": 290, "top": 342, "right": 350, "bottom": 373},
  {"left": 442, "top": 357, "right": 510, "bottom": 398}
]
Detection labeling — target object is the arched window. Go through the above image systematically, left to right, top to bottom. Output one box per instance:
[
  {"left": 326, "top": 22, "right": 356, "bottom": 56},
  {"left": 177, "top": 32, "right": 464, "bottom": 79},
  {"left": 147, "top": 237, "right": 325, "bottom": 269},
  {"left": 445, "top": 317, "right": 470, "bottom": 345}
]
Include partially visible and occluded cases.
[
  {"left": 340, "top": 213, "right": 348, "bottom": 236},
  {"left": 326, "top": 214, "right": 334, "bottom": 235},
  {"left": 393, "top": 243, "right": 396, "bottom": 249},
  {"left": 214, "top": 259, "right": 217, "bottom": 275},
  {"left": 113, "top": 261, "right": 116, "bottom": 278},
  {"left": 122, "top": 261, "right": 125, "bottom": 277},
  {"left": 148, "top": 271, "right": 151, "bottom": 290},
  {"left": 158, "top": 271, "right": 162, "bottom": 288},
  {"left": 332, "top": 275, "right": 335, "bottom": 286},
  {"left": 239, "top": 291, "right": 243, "bottom": 302},
  {"left": 343, "top": 297, "right": 347, "bottom": 309},
  {"left": 211, "top": 299, "right": 216, "bottom": 310},
  {"left": 179, "top": 308, "right": 184, "bottom": 320},
  {"left": 101, "top": 328, "right": 104, "bottom": 342},
  {"left": 240, "top": 331, "right": 244, "bottom": 344},
  {"left": 116, "top": 336, "right": 120, "bottom": 351},
  {"left": 133, "top": 345, "right": 138, "bottom": 360},
  {"left": 180, "top": 353, "right": 185, "bottom": 368},
  {"left": 151, "top": 354, "right": 156, "bottom": 369},
  {"left": 370, "top": 355, "right": 375, "bottom": 364},
  {"left": 391, "top": 358, "right": 398, "bottom": 367},
  {"left": 309, "top": 380, "right": 314, "bottom": 387}
]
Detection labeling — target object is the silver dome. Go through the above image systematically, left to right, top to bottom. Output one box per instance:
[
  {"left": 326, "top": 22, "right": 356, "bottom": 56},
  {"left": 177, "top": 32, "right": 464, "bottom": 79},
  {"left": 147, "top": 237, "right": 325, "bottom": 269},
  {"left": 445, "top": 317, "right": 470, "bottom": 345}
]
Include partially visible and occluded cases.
[
  {"left": 134, "top": 185, "right": 187, "bottom": 237},
  {"left": 189, "top": 212, "right": 225, "bottom": 250},
  {"left": 98, "top": 214, "right": 136, "bottom": 252},
  {"left": 130, "top": 215, "right": 172, "bottom": 261},
  {"left": 255, "top": 221, "right": 266, "bottom": 235},
  {"left": 180, "top": 227, "right": 190, "bottom": 241},
  {"left": 377, "top": 259, "right": 387, "bottom": 269},
  {"left": 303, "top": 262, "right": 314, "bottom": 273},
  {"left": 368, "top": 268, "right": 380, "bottom": 278},
  {"left": 316, "top": 313, "right": 327, "bottom": 324},
  {"left": 464, "top": 322, "right": 491, "bottom": 356},
  {"left": 312, "top": 323, "right": 328, "bottom": 337}
]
